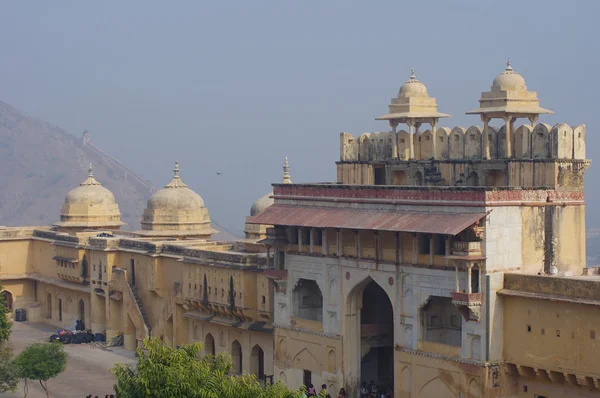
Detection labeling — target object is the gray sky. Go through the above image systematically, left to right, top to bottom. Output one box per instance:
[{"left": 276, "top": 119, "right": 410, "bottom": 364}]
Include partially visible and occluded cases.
[{"left": 1, "top": 1, "right": 599, "bottom": 235}]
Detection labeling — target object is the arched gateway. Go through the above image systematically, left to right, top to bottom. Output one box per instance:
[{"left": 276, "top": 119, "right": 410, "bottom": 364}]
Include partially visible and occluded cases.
[{"left": 344, "top": 277, "right": 395, "bottom": 395}]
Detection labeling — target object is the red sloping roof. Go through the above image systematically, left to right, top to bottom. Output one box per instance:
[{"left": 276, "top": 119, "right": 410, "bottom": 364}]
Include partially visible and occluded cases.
[{"left": 248, "top": 205, "right": 487, "bottom": 235}]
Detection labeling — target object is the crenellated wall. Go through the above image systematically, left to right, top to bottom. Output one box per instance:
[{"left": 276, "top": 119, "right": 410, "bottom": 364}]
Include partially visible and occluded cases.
[{"left": 340, "top": 123, "right": 586, "bottom": 162}]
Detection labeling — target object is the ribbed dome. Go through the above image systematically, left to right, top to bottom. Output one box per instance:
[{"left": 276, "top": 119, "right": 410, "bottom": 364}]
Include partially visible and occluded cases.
[
  {"left": 492, "top": 60, "right": 527, "bottom": 91},
  {"left": 399, "top": 69, "right": 428, "bottom": 97},
  {"left": 54, "top": 165, "right": 124, "bottom": 230},
  {"left": 250, "top": 192, "right": 273, "bottom": 216}
]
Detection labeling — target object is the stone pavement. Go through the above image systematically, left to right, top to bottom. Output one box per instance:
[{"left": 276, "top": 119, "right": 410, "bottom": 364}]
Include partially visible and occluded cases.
[{"left": 1, "top": 321, "right": 136, "bottom": 398}]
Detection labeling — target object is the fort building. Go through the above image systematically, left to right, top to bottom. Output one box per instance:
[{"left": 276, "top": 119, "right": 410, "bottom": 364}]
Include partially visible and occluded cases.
[
  {"left": 0, "top": 62, "right": 598, "bottom": 397},
  {"left": 247, "top": 63, "right": 595, "bottom": 397},
  {"left": 0, "top": 161, "right": 288, "bottom": 383}
]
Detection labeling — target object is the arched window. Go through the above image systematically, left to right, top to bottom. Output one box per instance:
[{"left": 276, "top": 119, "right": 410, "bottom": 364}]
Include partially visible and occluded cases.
[
  {"left": 205, "top": 333, "right": 215, "bottom": 356},
  {"left": 231, "top": 340, "right": 242, "bottom": 374},
  {"left": 251, "top": 345, "right": 265, "bottom": 380}
]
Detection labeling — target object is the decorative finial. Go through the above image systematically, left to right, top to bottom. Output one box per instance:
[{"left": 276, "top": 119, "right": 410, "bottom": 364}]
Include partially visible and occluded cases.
[
  {"left": 506, "top": 59, "right": 513, "bottom": 71},
  {"left": 410, "top": 68, "right": 416, "bottom": 80},
  {"left": 282, "top": 157, "right": 292, "bottom": 184},
  {"left": 164, "top": 161, "right": 188, "bottom": 188},
  {"left": 80, "top": 163, "right": 101, "bottom": 186}
]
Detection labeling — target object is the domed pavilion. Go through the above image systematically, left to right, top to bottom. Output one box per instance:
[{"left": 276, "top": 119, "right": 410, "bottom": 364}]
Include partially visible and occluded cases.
[
  {"left": 139, "top": 162, "right": 214, "bottom": 239},
  {"left": 53, "top": 164, "right": 125, "bottom": 232}
]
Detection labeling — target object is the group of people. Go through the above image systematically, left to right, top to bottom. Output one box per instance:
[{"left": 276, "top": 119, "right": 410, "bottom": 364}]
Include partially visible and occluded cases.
[
  {"left": 303, "top": 381, "right": 391, "bottom": 398},
  {"left": 360, "top": 381, "right": 393, "bottom": 398},
  {"left": 304, "top": 383, "right": 331, "bottom": 397}
]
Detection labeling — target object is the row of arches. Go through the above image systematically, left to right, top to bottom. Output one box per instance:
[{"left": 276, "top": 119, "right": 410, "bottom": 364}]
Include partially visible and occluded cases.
[
  {"left": 341, "top": 123, "right": 586, "bottom": 162},
  {"left": 203, "top": 333, "right": 265, "bottom": 379}
]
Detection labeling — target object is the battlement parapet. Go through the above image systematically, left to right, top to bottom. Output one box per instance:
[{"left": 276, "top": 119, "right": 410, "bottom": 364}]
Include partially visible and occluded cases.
[{"left": 340, "top": 123, "right": 586, "bottom": 162}]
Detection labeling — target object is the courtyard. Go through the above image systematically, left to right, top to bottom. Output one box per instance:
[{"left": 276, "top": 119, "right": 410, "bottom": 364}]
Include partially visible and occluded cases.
[{"left": 2, "top": 321, "right": 136, "bottom": 398}]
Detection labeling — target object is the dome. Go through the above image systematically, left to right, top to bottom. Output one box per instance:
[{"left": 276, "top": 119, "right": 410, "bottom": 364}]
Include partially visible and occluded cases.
[
  {"left": 492, "top": 60, "right": 527, "bottom": 91},
  {"left": 398, "top": 69, "right": 428, "bottom": 97},
  {"left": 244, "top": 157, "right": 293, "bottom": 241},
  {"left": 140, "top": 162, "right": 212, "bottom": 238},
  {"left": 146, "top": 162, "right": 205, "bottom": 210},
  {"left": 55, "top": 165, "right": 124, "bottom": 230},
  {"left": 65, "top": 185, "right": 116, "bottom": 206},
  {"left": 147, "top": 187, "right": 205, "bottom": 210},
  {"left": 250, "top": 192, "right": 273, "bottom": 216}
]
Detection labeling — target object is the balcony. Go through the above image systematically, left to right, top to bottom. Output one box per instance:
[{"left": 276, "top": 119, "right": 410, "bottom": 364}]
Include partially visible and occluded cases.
[
  {"left": 451, "top": 241, "right": 482, "bottom": 257},
  {"left": 54, "top": 256, "right": 88, "bottom": 284},
  {"left": 450, "top": 291, "right": 482, "bottom": 322},
  {"left": 450, "top": 291, "right": 482, "bottom": 305}
]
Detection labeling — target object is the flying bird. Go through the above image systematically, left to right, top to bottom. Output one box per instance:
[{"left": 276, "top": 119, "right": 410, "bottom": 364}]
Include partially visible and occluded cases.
[{"left": 216, "top": 172, "right": 222, "bottom": 176}]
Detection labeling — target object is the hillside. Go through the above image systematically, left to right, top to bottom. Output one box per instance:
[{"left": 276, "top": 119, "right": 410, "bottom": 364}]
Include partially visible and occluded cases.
[{"left": 0, "top": 100, "right": 236, "bottom": 241}]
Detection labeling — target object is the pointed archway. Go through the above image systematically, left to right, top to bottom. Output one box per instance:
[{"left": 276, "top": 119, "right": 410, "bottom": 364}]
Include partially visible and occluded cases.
[
  {"left": 344, "top": 277, "right": 395, "bottom": 396},
  {"left": 1, "top": 290, "right": 13, "bottom": 312},
  {"left": 204, "top": 333, "right": 215, "bottom": 356},
  {"left": 231, "top": 340, "right": 242, "bottom": 375},
  {"left": 251, "top": 344, "right": 265, "bottom": 380}
]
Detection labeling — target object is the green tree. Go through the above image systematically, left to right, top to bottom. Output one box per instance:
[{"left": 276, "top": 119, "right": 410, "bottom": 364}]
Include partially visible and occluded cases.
[
  {"left": 0, "top": 285, "right": 12, "bottom": 343},
  {"left": 113, "top": 338, "right": 318, "bottom": 398},
  {"left": 12, "top": 342, "right": 67, "bottom": 398},
  {"left": 0, "top": 344, "right": 18, "bottom": 393}
]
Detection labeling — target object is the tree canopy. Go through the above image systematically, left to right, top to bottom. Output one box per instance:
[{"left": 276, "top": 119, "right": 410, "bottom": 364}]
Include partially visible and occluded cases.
[
  {"left": 113, "top": 338, "right": 317, "bottom": 398},
  {"left": 12, "top": 342, "right": 67, "bottom": 397},
  {"left": 0, "top": 344, "right": 17, "bottom": 393}
]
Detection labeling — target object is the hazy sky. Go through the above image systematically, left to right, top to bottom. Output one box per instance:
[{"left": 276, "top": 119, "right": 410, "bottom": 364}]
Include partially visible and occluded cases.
[{"left": 1, "top": 1, "right": 599, "bottom": 235}]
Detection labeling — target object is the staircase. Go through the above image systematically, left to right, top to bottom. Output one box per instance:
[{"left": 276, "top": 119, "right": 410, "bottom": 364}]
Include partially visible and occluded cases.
[{"left": 131, "top": 287, "right": 152, "bottom": 336}]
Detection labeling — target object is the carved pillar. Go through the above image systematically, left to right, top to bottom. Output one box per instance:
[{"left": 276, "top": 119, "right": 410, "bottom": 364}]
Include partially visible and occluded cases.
[
  {"left": 482, "top": 115, "right": 490, "bottom": 160},
  {"left": 504, "top": 115, "right": 513, "bottom": 158},
  {"left": 431, "top": 118, "right": 438, "bottom": 159},
  {"left": 408, "top": 119, "right": 416, "bottom": 160},
  {"left": 390, "top": 120, "right": 399, "bottom": 159},
  {"left": 298, "top": 228, "right": 303, "bottom": 252},
  {"left": 309, "top": 228, "right": 315, "bottom": 254},
  {"left": 322, "top": 228, "right": 328, "bottom": 255},
  {"left": 337, "top": 229, "right": 342, "bottom": 257},
  {"left": 355, "top": 230, "right": 360, "bottom": 258},
  {"left": 375, "top": 231, "right": 381, "bottom": 263},
  {"left": 396, "top": 232, "right": 402, "bottom": 264},
  {"left": 411, "top": 234, "right": 418, "bottom": 264},
  {"left": 428, "top": 235, "right": 434, "bottom": 266},
  {"left": 445, "top": 237, "right": 451, "bottom": 267},
  {"left": 455, "top": 262, "right": 460, "bottom": 292},
  {"left": 467, "top": 263, "right": 473, "bottom": 294}
]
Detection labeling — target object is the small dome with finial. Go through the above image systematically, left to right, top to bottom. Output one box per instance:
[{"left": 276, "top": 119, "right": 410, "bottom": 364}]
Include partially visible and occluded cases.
[
  {"left": 492, "top": 60, "right": 527, "bottom": 91},
  {"left": 398, "top": 69, "right": 429, "bottom": 97},
  {"left": 249, "top": 157, "right": 292, "bottom": 217},
  {"left": 146, "top": 161, "right": 205, "bottom": 210},
  {"left": 141, "top": 162, "right": 212, "bottom": 238},
  {"left": 55, "top": 164, "right": 124, "bottom": 230}
]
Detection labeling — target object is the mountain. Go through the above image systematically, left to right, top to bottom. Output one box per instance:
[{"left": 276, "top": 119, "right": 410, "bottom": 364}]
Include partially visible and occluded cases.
[{"left": 0, "top": 100, "right": 236, "bottom": 241}]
